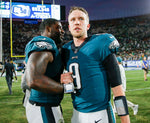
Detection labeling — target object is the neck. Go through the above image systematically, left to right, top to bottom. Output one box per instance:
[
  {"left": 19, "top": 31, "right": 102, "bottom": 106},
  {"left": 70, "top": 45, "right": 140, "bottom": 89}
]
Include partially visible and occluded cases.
[{"left": 73, "top": 37, "right": 87, "bottom": 47}]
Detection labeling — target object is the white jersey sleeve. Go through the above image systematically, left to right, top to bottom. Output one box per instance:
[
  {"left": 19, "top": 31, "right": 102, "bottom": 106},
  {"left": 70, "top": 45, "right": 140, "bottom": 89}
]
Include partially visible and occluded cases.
[{"left": 119, "top": 64, "right": 126, "bottom": 91}]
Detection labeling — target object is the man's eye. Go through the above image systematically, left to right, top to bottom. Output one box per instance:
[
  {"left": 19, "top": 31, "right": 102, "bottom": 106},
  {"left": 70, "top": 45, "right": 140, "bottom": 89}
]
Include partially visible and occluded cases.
[
  {"left": 79, "top": 18, "right": 84, "bottom": 20},
  {"left": 71, "top": 19, "right": 75, "bottom": 21}
]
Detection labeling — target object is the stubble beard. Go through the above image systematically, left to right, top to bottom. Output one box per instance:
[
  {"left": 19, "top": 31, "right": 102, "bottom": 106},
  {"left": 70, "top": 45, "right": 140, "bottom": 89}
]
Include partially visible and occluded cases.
[{"left": 72, "top": 31, "right": 84, "bottom": 39}]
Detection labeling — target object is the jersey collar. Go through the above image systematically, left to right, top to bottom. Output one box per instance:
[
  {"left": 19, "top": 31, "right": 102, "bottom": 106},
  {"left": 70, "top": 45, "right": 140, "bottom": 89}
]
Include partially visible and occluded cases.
[{"left": 71, "top": 36, "right": 91, "bottom": 53}]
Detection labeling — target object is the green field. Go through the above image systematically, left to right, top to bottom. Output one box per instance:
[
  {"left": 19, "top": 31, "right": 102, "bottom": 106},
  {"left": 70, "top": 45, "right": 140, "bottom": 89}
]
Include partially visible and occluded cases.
[{"left": 0, "top": 70, "right": 150, "bottom": 123}]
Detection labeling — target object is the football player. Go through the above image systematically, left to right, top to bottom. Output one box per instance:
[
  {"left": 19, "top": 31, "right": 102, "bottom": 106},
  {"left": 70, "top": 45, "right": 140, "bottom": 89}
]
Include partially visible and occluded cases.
[
  {"left": 61, "top": 6, "right": 130, "bottom": 123},
  {"left": 25, "top": 18, "right": 73, "bottom": 123}
]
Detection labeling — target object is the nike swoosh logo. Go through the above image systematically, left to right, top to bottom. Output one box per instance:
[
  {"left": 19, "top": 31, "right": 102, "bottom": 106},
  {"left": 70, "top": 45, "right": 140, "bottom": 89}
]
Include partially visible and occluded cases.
[{"left": 95, "top": 119, "right": 102, "bottom": 123}]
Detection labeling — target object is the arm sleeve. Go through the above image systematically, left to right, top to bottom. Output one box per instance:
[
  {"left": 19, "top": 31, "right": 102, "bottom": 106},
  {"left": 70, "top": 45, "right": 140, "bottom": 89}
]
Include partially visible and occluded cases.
[
  {"left": 102, "top": 53, "right": 122, "bottom": 87},
  {"left": 119, "top": 65, "right": 126, "bottom": 91}
]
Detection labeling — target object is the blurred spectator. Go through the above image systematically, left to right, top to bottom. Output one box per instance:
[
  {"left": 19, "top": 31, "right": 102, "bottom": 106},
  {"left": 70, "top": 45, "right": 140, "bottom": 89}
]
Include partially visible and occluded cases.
[{"left": 142, "top": 56, "right": 149, "bottom": 81}]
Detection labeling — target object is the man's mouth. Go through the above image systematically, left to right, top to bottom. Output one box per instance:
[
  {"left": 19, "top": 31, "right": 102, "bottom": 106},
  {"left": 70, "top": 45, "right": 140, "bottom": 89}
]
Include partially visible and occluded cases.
[{"left": 74, "top": 27, "right": 81, "bottom": 31}]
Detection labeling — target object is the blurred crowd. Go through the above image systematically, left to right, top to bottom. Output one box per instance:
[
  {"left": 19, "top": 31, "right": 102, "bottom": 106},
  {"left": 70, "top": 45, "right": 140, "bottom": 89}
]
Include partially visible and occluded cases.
[{"left": 2, "top": 14, "right": 150, "bottom": 61}]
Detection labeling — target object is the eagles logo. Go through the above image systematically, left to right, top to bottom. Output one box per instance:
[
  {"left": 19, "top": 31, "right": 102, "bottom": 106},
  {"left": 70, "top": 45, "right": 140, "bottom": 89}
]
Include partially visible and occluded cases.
[
  {"left": 109, "top": 40, "right": 119, "bottom": 49},
  {"left": 35, "top": 42, "right": 53, "bottom": 50}
]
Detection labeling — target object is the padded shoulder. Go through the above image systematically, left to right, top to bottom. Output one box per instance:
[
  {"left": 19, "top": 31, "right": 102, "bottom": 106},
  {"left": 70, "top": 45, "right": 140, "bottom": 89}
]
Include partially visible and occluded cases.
[{"left": 25, "top": 36, "right": 57, "bottom": 63}]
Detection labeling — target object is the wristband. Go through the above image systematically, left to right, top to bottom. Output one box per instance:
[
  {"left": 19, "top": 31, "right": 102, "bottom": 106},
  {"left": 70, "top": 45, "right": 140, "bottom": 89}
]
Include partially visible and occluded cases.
[
  {"left": 63, "top": 83, "right": 74, "bottom": 93},
  {"left": 114, "top": 96, "right": 129, "bottom": 116}
]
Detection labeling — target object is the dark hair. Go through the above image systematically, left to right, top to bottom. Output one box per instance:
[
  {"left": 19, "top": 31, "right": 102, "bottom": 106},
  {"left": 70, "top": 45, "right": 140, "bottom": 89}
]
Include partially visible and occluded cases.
[{"left": 39, "top": 18, "right": 58, "bottom": 33}]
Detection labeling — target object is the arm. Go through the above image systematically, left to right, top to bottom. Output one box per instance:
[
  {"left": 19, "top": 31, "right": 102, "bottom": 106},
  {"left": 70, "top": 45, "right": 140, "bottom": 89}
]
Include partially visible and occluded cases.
[
  {"left": 26, "top": 51, "right": 64, "bottom": 94},
  {"left": 26, "top": 51, "right": 73, "bottom": 94},
  {"left": 103, "top": 54, "right": 130, "bottom": 123},
  {"left": 146, "top": 61, "right": 149, "bottom": 69},
  {"left": 1, "top": 67, "right": 5, "bottom": 77},
  {"left": 12, "top": 67, "right": 17, "bottom": 80},
  {"left": 21, "top": 71, "right": 30, "bottom": 91},
  {"left": 112, "top": 86, "right": 130, "bottom": 123}
]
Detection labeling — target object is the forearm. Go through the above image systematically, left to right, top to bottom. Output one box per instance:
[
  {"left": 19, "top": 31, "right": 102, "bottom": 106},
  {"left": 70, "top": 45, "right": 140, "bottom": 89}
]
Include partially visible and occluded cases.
[
  {"left": 25, "top": 52, "right": 72, "bottom": 94},
  {"left": 1, "top": 70, "right": 4, "bottom": 76},
  {"left": 21, "top": 73, "right": 30, "bottom": 90},
  {"left": 27, "top": 75, "right": 64, "bottom": 94},
  {"left": 112, "top": 85, "right": 130, "bottom": 123},
  {"left": 112, "top": 85, "right": 125, "bottom": 97},
  {"left": 120, "top": 115, "right": 130, "bottom": 123}
]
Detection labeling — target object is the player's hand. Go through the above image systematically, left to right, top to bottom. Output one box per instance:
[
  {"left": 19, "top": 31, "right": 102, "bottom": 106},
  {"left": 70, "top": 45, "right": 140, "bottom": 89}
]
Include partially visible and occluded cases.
[
  {"left": 61, "top": 72, "right": 73, "bottom": 84},
  {"left": 15, "top": 76, "right": 17, "bottom": 80}
]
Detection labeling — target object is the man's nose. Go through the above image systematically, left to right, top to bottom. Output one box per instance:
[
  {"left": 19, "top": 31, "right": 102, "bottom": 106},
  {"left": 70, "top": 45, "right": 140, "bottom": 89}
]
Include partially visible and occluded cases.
[{"left": 74, "top": 19, "right": 80, "bottom": 25}]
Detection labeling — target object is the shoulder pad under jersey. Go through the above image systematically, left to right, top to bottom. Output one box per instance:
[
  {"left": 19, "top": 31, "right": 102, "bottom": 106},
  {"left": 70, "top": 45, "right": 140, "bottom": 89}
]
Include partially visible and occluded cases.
[{"left": 106, "top": 34, "right": 119, "bottom": 52}]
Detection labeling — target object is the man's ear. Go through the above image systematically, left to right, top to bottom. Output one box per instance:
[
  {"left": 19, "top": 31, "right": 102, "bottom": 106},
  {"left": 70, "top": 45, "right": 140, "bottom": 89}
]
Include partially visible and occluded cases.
[
  {"left": 87, "top": 24, "right": 90, "bottom": 31},
  {"left": 68, "top": 25, "right": 71, "bottom": 32},
  {"left": 46, "top": 26, "right": 51, "bottom": 33}
]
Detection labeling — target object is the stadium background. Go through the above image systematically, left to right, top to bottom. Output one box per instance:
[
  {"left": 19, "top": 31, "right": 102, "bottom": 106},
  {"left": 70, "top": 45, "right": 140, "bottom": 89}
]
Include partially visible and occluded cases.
[
  {"left": 0, "top": 0, "right": 150, "bottom": 122},
  {"left": 1, "top": 0, "right": 150, "bottom": 68}
]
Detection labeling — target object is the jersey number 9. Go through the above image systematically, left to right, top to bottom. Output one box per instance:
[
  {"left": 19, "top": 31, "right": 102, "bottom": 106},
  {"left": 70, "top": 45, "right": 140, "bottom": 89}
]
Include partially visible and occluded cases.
[{"left": 69, "top": 63, "right": 81, "bottom": 90}]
